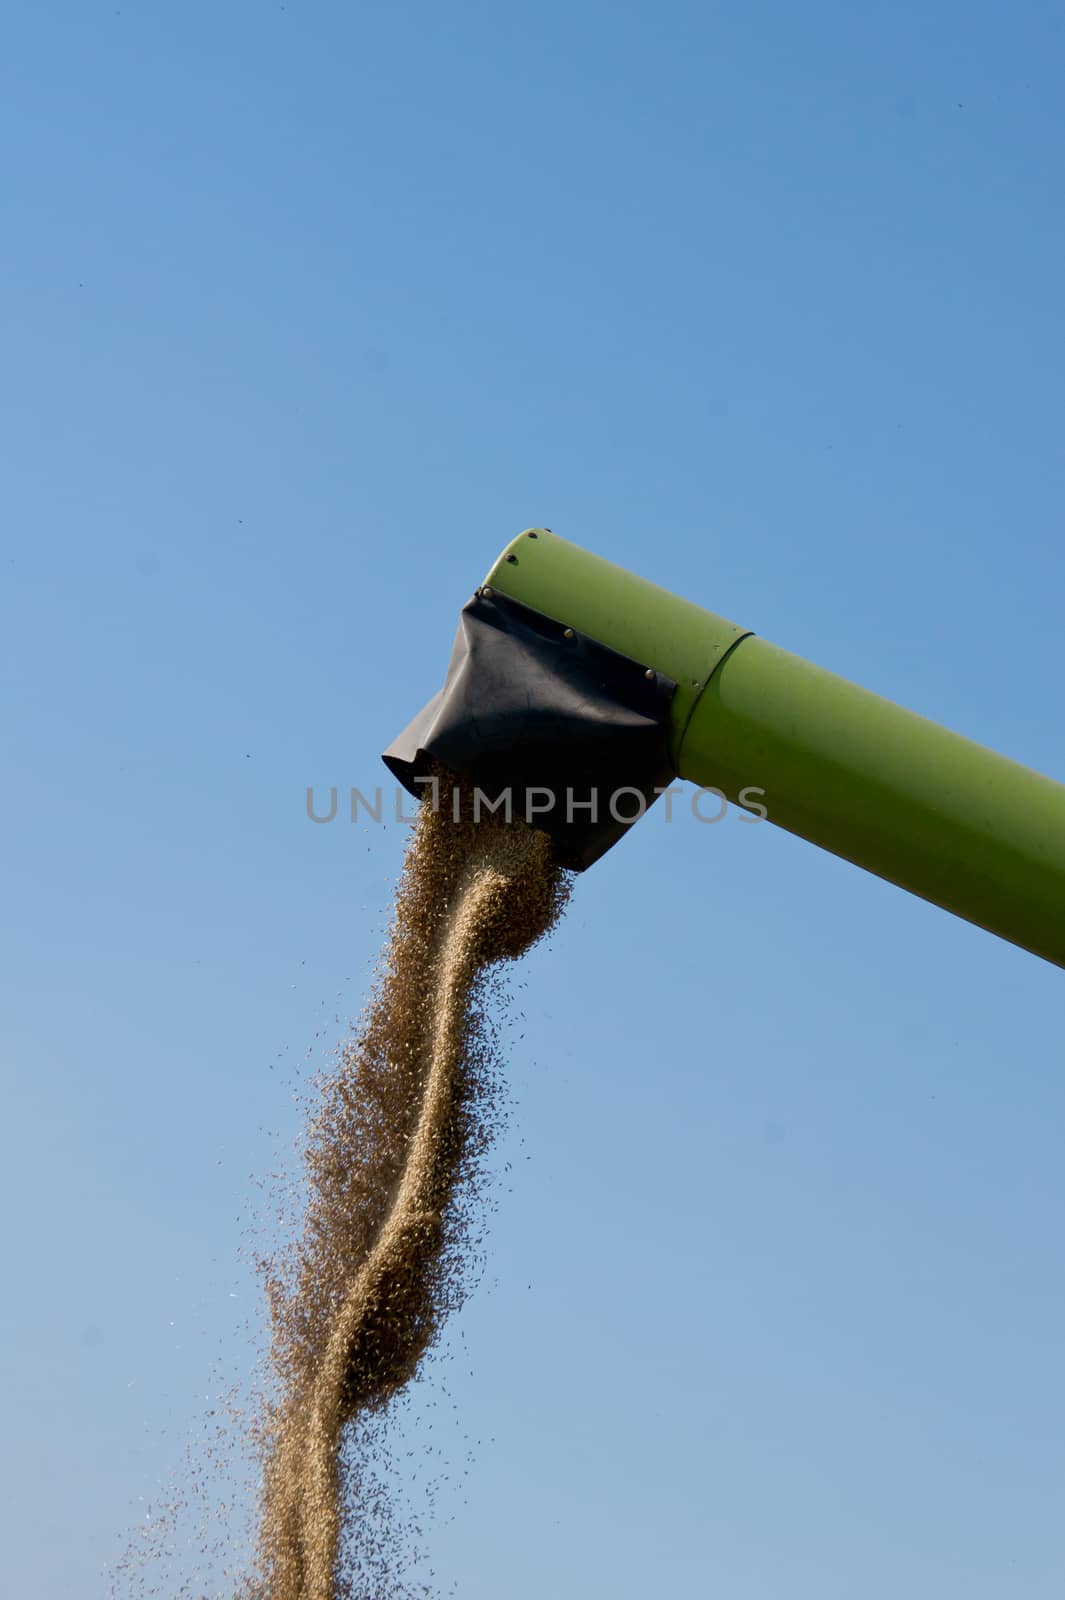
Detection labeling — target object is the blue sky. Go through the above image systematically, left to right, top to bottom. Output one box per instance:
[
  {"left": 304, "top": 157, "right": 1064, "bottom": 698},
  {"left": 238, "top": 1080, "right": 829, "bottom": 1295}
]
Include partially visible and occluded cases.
[{"left": 2, "top": 2, "right": 1064, "bottom": 1595}]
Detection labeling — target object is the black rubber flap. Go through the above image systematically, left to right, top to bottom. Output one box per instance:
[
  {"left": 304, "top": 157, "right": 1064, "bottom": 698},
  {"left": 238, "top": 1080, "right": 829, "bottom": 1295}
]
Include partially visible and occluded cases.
[{"left": 382, "top": 589, "right": 677, "bottom": 870}]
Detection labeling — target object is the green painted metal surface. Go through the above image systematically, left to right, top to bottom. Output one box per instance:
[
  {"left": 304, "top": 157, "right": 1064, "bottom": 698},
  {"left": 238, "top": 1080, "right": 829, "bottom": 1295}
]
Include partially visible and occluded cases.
[
  {"left": 483, "top": 528, "right": 750, "bottom": 767},
  {"left": 487, "top": 528, "right": 1065, "bottom": 970}
]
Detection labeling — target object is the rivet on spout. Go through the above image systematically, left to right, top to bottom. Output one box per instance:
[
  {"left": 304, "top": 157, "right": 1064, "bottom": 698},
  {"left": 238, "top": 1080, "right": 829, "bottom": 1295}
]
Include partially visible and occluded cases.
[
  {"left": 563, "top": 627, "right": 575, "bottom": 640},
  {"left": 644, "top": 668, "right": 655, "bottom": 680}
]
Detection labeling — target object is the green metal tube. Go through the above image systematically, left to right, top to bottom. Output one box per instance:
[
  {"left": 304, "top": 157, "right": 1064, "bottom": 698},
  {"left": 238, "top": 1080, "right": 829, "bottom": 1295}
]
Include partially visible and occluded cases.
[{"left": 485, "top": 528, "right": 1065, "bottom": 970}]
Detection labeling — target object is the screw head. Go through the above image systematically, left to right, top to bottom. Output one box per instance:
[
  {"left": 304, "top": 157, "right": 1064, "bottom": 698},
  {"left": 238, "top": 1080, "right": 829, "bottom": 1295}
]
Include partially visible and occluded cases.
[
  {"left": 526, "top": 530, "right": 539, "bottom": 539},
  {"left": 505, "top": 553, "right": 518, "bottom": 564},
  {"left": 482, "top": 585, "right": 493, "bottom": 598},
  {"left": 563, "top": 627, "right": 575, "bottom": 640},
  {"left": 644, "top": 667, "right": 655, "bottom": 680}
]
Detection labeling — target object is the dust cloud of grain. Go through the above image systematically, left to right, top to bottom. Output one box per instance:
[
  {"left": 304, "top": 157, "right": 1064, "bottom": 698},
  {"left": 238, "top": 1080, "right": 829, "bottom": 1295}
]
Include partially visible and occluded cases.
[{"left": 245, "top": 782, "right": 572, "bottom": 1598}]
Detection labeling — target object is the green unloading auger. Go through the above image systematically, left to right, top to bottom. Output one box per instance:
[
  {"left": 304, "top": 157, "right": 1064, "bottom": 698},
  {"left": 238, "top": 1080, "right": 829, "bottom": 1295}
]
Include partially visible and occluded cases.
[{"left": 385, "top": 528, "right": 1065, "bottom": 972}]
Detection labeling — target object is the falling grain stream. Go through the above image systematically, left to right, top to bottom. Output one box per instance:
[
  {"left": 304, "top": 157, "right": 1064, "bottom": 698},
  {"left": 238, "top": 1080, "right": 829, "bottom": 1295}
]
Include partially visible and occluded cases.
[{"left": 253, "top": 786, "right": 570, "bottom": 1598}]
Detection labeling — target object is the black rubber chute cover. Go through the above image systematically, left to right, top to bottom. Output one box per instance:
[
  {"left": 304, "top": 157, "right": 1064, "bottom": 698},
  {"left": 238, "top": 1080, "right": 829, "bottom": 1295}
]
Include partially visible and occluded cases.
[{"left": 383, "top": 589, "right": 677, "bottom": 870}]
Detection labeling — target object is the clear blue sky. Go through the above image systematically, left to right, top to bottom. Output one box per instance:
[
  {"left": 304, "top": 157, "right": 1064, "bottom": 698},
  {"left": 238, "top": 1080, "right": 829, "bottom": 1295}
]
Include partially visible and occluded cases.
[{"left": 2, "top": 2, "right": 1064, "bottom": 1596}]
